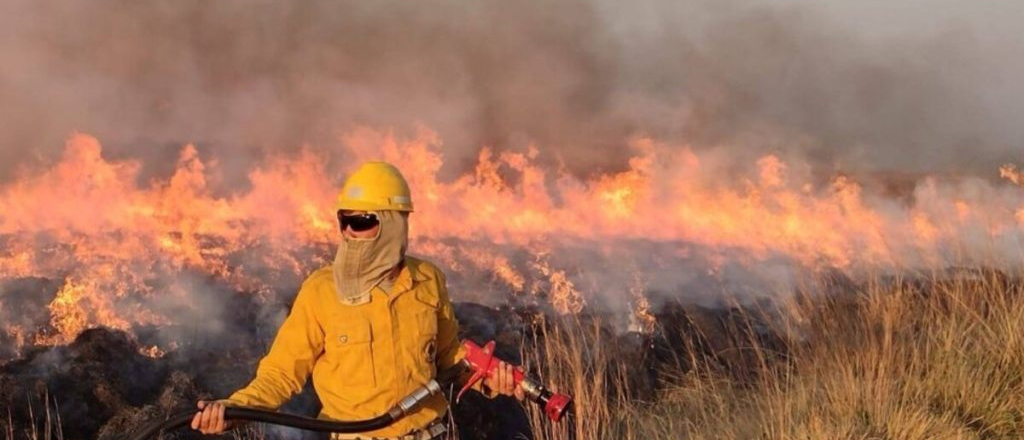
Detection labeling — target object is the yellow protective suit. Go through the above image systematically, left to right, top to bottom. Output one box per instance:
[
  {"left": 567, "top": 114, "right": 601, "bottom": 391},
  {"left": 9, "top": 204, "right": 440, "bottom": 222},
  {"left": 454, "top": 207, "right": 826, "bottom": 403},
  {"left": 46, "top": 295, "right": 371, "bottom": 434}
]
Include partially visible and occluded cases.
[{"left": 225, "top": 256, "right": 475, "bottom": 438}]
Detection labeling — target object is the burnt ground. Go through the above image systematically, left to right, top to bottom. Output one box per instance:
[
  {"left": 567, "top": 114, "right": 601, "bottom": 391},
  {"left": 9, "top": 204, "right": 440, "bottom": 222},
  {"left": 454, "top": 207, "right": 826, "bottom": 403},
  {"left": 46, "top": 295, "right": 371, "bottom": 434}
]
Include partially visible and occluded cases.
[{"left": 0, "top": 298, "right": 793, "bottom": 440}]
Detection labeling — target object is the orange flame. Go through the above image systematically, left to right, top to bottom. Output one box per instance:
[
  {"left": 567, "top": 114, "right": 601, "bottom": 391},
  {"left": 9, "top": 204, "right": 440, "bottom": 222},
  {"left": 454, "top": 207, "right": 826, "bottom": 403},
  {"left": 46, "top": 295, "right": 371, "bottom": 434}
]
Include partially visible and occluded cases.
[{"left": 0, "top": 130, "right": 1022, "bottom": 348}]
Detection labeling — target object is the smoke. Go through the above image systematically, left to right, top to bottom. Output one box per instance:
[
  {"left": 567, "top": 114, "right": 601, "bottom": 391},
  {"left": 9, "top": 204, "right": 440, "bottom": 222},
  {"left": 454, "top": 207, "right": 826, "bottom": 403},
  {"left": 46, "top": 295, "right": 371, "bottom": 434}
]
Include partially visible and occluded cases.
[{"left": 1, "top": 0, "right": 1021, "bottom": 185}]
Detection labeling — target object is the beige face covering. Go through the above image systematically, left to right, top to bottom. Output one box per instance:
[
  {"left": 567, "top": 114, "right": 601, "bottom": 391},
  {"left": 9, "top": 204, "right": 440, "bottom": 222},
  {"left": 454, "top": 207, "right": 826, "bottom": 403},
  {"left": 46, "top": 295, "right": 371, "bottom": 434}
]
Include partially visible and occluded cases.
[{"left": 333, "top": 210, "right": 409, "bottom": 305}]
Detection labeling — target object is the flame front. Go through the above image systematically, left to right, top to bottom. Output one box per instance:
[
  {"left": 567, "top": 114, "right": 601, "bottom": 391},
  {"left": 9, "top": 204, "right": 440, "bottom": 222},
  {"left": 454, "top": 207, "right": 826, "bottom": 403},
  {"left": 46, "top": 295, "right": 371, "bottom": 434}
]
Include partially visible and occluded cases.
[{"left": 0, "top": 130, "right": 1022, "bottom": 353}]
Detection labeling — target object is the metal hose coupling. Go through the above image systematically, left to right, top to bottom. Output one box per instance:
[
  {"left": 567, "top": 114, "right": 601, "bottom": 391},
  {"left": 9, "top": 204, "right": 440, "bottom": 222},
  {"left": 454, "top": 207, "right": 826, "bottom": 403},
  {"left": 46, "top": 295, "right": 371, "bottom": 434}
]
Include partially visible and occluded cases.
[{"left": 387, "top": 379, "right": 442, "bottom": 419}]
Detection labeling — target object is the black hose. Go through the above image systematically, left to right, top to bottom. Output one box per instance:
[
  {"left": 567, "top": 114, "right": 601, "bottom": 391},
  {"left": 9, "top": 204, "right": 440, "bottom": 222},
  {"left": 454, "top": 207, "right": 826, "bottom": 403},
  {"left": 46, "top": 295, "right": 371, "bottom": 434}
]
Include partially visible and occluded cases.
[
  {"left": 129, "top": 365, "right": 467, "bottom": 440},
  {"left": 128, "top": 407, "right": 394, "bottom": 440}
]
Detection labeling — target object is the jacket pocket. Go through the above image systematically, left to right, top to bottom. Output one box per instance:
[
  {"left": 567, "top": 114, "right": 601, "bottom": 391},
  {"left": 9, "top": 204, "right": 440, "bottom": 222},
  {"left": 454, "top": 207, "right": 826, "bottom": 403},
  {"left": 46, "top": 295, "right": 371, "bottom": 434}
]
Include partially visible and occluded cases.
[
  {"left": 410, "top": 306, "right": 438, "bottom": 380},
  {"left": 327, "top": 318, "right": 376, "bottom": 388}
]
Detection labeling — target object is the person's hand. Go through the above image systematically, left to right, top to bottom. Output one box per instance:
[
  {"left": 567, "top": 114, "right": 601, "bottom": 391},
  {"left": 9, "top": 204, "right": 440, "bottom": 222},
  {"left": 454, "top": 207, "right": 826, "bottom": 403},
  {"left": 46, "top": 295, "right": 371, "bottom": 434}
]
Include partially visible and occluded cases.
[
  {"left": 484, "top": 361, "right": 526, "bottom": 401},
  {"left": 191, "top": 400, "right": 234, "bottom": 435}
]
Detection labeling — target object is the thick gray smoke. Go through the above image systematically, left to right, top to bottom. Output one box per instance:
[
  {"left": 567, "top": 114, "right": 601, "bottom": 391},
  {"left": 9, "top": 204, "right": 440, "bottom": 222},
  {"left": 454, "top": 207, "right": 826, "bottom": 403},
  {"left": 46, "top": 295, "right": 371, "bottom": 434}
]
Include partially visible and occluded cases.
[{"left": 0, "top": 0, "right": 1021, "bottom": 185}]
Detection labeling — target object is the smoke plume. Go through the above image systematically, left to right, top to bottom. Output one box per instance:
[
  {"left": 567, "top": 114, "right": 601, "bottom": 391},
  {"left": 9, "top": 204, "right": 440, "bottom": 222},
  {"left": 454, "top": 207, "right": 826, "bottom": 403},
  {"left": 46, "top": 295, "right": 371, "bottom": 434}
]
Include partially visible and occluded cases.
[{"left": 1, "top": 0, "right": 1021, "bottom": 184}]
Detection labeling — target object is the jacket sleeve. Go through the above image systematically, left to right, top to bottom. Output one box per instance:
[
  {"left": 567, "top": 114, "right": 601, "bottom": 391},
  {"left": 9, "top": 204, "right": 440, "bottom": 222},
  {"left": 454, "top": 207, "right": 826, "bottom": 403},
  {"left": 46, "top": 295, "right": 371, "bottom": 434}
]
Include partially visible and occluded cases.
[
  {"left": 434, "top": 271, "right": 500, "bottom": 398},
  {"left": 223, "top": 276, "right": 326, "bottom": 409}
]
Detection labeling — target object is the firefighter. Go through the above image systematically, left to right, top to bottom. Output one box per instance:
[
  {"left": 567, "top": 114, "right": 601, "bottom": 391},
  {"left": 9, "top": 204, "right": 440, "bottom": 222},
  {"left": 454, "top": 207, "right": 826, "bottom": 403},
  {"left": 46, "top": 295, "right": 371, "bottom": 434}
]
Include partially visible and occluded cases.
[{"left": 191, "top": 161, "right": 524, "bottom": 439}]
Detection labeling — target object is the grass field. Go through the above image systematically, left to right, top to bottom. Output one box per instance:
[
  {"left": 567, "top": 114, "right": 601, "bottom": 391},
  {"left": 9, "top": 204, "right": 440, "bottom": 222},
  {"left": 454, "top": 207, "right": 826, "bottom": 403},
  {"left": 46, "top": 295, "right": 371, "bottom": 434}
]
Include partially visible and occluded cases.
[{"left": 523, "top": 269, "right": 1024, "bottom": 440}]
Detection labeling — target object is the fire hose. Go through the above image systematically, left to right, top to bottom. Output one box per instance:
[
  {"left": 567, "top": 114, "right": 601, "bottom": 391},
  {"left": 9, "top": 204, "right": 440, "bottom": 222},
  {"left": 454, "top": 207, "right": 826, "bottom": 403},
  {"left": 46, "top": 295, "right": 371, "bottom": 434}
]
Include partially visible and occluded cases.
[{"left": 129, "top": 340, "right": 572, "bottom": 440}]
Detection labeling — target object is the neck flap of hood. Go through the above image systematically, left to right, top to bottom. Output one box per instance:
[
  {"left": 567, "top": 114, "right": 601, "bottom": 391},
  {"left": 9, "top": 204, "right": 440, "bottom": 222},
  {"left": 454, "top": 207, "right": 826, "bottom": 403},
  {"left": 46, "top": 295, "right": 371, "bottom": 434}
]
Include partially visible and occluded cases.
[{"left": 332, "top": 210, "right": 408, "bottom": 305}]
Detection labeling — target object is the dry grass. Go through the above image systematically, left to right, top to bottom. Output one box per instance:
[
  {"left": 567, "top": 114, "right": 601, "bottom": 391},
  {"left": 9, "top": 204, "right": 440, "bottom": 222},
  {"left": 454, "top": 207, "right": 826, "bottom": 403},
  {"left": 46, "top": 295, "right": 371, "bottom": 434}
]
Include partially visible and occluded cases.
[
  {"left": 521, "top": 270, "right": 1024, "bottom": 440},
  {"left": 3, "top": 392, "right": 63, "bottom": 440}
]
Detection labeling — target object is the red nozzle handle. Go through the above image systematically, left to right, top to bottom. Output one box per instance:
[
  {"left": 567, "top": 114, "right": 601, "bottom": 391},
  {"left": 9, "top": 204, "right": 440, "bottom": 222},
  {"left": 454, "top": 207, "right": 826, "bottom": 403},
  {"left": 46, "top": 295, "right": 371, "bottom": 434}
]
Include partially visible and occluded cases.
[{"left": 456, "top": 340, "right": 496, "bottom": 402}]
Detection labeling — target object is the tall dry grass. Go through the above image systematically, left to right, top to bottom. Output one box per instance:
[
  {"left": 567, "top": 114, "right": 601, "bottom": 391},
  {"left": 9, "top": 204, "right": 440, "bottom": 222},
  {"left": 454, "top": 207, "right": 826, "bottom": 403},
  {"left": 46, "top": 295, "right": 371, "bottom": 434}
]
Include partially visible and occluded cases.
[
  {"left": 522, "top": 270, "right": 1024, "bottom": 440},
  {"left": 3, "top": 392, "right": 63, "bottom": 440}
]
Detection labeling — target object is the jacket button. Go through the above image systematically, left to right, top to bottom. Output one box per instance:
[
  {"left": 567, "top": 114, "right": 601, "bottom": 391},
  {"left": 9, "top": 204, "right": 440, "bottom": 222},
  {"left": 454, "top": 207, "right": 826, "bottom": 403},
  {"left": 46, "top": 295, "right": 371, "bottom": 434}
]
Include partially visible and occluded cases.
[{"left": 339, "top": 335, "right": 348, "bottom": 344}]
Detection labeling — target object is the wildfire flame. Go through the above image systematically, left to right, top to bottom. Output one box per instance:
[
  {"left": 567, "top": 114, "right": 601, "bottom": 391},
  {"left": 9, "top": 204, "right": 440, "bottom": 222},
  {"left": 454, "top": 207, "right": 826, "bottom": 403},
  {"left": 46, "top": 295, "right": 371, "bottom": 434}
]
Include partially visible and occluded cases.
[{"left": 0, "top": 130, "right": 1022, "bottom": 354}]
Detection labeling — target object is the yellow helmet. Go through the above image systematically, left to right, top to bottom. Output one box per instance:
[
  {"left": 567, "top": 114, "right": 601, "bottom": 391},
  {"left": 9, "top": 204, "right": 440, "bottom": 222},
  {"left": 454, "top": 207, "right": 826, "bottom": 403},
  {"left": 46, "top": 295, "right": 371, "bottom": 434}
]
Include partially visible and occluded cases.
[{"left": 335, "top": 161, "right": 414, "bottom": 212}]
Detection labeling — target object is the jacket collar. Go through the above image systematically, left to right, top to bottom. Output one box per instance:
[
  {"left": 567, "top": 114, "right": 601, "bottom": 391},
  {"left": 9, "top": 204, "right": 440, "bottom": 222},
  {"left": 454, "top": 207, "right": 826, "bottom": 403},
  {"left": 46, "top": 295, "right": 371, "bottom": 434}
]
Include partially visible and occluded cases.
[{"left": 389, "top": 256, "right": 432, "bottom": 297}]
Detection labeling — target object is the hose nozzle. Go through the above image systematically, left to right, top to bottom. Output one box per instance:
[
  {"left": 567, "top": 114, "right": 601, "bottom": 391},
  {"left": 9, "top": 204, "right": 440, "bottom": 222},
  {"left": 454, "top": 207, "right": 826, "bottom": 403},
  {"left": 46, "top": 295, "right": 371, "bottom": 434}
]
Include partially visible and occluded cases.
[
  {"left": 458, "top": 340, "right": 574, "bottom": 423},
  {"left": 518, "top": 376, "right": 574, "bottom": 423}
]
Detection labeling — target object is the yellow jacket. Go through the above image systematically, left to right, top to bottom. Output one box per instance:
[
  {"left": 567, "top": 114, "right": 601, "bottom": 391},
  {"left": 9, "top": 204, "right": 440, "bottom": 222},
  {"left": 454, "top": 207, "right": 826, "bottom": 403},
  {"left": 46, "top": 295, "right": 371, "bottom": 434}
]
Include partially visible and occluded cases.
[{"left": 225, "top": 256, "right": 470, "bottom": 437}]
